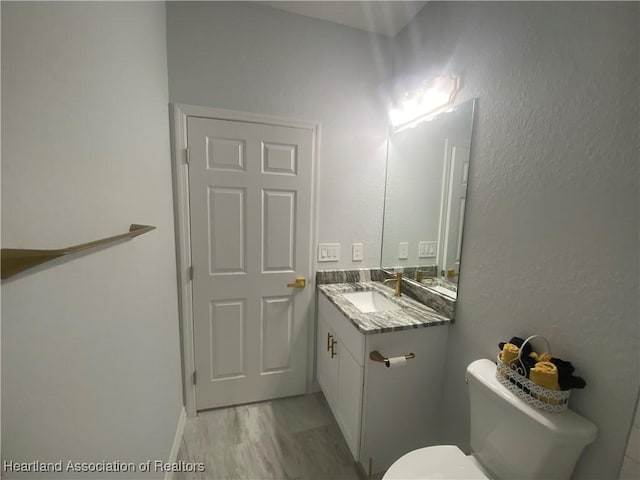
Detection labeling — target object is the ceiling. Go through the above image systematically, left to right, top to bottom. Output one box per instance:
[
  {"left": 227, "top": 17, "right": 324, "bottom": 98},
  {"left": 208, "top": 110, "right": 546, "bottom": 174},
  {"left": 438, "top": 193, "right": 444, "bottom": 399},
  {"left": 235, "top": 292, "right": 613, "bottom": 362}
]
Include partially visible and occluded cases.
[{"left": 262, "top": 1, "right": 428, "bottom": 37}]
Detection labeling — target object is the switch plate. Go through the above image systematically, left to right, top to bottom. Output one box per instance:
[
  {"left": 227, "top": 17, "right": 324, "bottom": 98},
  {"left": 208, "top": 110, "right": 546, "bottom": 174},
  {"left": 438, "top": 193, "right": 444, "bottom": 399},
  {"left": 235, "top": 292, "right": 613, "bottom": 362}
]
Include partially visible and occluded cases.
[
  {"left": 419, "top": 241, "right": 437, "bottom": 258},
  {"left": 398, "top": 242, "right": 409, "bottom": 260},
  {"left": 318, "top": 243, "right": 340, "bottom": 262},
  {"left": 352, "top": 243, "right": 363, "bottom": 261}
]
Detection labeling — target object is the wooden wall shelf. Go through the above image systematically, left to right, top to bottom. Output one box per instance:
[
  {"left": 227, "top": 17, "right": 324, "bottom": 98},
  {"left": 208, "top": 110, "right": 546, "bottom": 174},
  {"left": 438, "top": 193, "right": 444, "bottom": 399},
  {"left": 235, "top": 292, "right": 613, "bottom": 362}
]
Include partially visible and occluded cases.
[{"left": 1, "top": 224, "right": 155, "bottom": 279}]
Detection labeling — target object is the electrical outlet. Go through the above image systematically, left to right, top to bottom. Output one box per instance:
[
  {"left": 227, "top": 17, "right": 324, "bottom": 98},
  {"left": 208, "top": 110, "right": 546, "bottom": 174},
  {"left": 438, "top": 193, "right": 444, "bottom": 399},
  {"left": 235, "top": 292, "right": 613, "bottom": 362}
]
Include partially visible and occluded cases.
[
  {"left": 398, "top": 242, "right": 409, "bottom": 260},
  {"left": 352, "top": 243, "right": 363, "bottom": 261}
]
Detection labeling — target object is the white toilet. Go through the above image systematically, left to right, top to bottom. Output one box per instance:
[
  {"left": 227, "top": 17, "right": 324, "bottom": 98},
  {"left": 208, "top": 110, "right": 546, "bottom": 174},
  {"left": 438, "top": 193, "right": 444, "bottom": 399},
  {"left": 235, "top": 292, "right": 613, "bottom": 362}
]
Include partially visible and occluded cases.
[{"left": 383, "top": 359, "right": 597, "bottom": 479}]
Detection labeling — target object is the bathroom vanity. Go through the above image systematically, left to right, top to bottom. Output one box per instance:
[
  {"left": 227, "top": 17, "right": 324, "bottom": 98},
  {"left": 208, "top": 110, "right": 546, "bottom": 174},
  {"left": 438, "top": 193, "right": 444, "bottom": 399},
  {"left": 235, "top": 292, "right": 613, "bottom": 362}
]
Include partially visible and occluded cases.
[
  {"left": 313, "top": 98, "right": 476, "bottom": 475},
  {"left": 316, "top": 282, "right": 450, "bottom": 476}
]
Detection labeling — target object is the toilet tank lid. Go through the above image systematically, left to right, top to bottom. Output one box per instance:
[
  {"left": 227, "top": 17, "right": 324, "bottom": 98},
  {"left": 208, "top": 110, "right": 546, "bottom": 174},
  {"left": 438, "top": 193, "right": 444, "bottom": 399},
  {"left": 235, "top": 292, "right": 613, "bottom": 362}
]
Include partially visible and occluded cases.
[{"left": 466, "top": 359, "right": 597, "bottom": 444}]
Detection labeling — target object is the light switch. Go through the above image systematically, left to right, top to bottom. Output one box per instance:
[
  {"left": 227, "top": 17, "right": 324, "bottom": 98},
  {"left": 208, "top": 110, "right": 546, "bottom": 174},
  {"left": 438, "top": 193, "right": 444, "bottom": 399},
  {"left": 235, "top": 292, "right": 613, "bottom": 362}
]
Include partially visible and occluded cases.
[
  {"left": 419, "top": 241, "right": 437, "bottom": 258},
  {"left": 398, "top": 242, "right": 409, "bottom": 260},
  {"left": 318, "top": 243, "right": 340, "bottom": 262},
  {"left": 352, "top": 243, "right": 363, "bottom": 261}
]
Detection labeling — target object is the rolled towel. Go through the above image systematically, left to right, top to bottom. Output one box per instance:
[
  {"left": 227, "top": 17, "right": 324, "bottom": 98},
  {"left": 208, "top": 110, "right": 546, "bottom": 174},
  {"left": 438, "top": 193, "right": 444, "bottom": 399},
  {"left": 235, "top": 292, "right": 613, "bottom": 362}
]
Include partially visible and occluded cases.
[
  {"left": 508, "top": 336, "right": 532, "bottom": 357},
  {"left": 499, "top": 338, "right": 531, "bottom": 356},
  {"left": 499, "top": 343, "right": 537, "bottom": 380},
  {"left": 500, "top": 343, "right": 521, "bottom": 366},
  {"left": 530, "top": 352, "right": 552, "bottom": 363},
  {"left": 551, "top": 358, "right": 587, "bottom": 390},
  {"left": 530, "top": 362, "right": 560, "bottom": 391}
]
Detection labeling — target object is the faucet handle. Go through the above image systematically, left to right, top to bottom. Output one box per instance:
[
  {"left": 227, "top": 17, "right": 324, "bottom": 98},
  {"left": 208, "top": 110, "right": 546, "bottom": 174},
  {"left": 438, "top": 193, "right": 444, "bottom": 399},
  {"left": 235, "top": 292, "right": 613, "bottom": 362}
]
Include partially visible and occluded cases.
[{"left": 382, "top": 272, "right": 402, "bottom": 296}]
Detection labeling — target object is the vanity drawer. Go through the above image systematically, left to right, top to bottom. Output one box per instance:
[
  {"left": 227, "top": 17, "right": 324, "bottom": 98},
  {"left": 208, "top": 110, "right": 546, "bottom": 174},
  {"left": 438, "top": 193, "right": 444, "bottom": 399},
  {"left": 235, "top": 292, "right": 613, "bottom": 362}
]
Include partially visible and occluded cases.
[{"left": 318, "top": 293, "right": 365, "bottom": 365}]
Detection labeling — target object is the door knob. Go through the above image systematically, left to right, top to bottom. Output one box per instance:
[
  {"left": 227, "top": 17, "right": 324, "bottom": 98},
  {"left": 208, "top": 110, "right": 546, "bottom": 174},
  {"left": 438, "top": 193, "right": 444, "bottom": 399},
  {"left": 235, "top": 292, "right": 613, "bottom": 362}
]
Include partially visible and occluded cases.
[{"left": 287, "top": 277, "right": 306, "bottom": 288}]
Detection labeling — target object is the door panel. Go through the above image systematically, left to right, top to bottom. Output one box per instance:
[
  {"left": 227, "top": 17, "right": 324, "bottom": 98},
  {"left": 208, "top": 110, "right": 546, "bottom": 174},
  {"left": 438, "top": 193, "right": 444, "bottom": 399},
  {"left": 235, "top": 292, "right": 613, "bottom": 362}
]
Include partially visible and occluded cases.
[
  {"left": 188, "top": 117, "right": 313, "bottom": 410},
  {"left": 207, "top": 137, "right": 245, "bottom": 171},
  {"left": 262, "top": 143, "right": 298, "bottom": 174},
  {"left": 208, "top": 187, "right": 246, "bottom": 274},
  {"left": 262, "top": 189, "right": 296, "bottom": 272},
  {"left": 260, "top": 296, "right": 293, "bottom": 373},
  {"left": 209, "top": 299, "right": 245, "bottom": 380}
]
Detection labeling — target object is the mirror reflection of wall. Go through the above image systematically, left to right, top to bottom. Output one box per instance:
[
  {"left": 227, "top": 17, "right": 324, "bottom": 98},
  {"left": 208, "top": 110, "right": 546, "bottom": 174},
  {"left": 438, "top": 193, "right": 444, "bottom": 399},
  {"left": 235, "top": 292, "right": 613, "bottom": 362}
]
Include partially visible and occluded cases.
[{"left": 381, "top": 98, "right": 477, "bottom": 289}]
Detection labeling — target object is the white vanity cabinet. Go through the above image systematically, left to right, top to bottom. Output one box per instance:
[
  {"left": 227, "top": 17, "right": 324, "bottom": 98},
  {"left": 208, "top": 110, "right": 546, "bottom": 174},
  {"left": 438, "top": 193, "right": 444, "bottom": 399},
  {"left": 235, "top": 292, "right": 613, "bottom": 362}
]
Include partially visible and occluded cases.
[{"left": 316, "top": 292, "right": 449, "bottom": 476}]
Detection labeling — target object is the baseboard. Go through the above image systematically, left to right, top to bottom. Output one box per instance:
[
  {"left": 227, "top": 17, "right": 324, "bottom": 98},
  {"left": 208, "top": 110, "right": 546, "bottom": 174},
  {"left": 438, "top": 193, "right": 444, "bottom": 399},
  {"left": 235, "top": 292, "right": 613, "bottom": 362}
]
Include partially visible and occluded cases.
[
  {"left": 309, "top": 379, "right": 321, "bottom": 394},
  {"left": 165, "top": 406, "right": 187, "bottom": 480}
]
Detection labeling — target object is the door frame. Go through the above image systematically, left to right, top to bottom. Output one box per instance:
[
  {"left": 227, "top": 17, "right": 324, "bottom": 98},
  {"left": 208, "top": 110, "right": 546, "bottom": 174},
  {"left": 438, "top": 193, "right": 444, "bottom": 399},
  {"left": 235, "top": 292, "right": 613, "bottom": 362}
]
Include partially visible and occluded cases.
[{"left": 169, "top": 104, "right": 320, "bottom": 416}]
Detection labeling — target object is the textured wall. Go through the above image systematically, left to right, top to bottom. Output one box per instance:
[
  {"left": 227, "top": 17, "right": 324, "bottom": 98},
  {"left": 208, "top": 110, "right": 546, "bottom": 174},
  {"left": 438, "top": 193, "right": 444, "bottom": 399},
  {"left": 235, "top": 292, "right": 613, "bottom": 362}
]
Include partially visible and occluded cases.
[
  {"left": 166, "top": 1, "right": 391, "bottom": 270},
  {"left": 1, "top": 2, "right": 182, "bottom": 477},
  {"left": 393, "top": 2, "right": 639, "bottom": 478}
]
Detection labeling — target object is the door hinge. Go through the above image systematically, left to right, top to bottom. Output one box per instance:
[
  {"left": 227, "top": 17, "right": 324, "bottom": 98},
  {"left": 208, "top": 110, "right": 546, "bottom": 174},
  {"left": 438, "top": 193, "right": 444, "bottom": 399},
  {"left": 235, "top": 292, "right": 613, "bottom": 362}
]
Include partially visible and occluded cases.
[
  {"left": 184, "top": 147, "right": 190, "bottom": 165},
  {"left": 188, "top": 266, "right": 193, "bottom": 281},
  {"left": 192, "top": 371, "right": 197, "bottom": 385}
]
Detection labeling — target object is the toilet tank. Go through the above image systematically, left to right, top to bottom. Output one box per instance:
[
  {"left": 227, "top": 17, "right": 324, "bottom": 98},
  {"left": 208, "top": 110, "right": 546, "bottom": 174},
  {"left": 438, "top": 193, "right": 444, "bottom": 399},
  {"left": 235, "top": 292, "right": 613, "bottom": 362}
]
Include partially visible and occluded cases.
[{"left": 466, "top": 359, "right": 597, "bottom": 480}]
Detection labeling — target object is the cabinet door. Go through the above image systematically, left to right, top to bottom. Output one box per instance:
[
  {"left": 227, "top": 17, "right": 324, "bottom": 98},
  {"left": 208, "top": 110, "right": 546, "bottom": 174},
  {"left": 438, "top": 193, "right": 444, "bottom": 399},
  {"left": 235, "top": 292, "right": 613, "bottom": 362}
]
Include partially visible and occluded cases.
[
  {"left": 316, "top": 314, "right": 338, "bottom": 410},
  {"left": 360, "top": 325, "right": 449, "bottom": 474},
  {"left": 336, "top": 344, "right": 364, "bottom": 460}
]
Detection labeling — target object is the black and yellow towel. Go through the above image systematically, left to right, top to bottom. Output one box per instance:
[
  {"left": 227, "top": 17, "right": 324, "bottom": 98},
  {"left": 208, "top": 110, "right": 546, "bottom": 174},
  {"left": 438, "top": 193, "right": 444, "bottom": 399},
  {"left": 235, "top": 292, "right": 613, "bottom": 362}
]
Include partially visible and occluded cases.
[
  {"left": 497, "top": 336, "right": 587, "bottom": 391},
  {"left": 499, "top": 343, "right": 520, "bottom": 365},
  {"left": 551, "top": 358, "right": 587, "bottom": 390},
  {"left": 530, "top": 361, "right": 560, "bottom": 391}
]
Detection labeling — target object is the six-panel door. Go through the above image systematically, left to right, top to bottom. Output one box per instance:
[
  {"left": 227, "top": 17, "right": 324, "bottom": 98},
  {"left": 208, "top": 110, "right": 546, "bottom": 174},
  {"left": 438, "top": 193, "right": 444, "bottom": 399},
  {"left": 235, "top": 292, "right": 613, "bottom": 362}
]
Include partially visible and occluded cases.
[{"left": 187, "top": 117, "right": 313, "bottom": 410}]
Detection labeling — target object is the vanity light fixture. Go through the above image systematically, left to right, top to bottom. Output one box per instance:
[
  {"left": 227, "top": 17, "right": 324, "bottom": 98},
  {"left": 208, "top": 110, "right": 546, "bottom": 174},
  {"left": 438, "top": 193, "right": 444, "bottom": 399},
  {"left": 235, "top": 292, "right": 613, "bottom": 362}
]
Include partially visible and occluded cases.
[{"left": 389, "top": 74, "right": 460, "bottom": 131}]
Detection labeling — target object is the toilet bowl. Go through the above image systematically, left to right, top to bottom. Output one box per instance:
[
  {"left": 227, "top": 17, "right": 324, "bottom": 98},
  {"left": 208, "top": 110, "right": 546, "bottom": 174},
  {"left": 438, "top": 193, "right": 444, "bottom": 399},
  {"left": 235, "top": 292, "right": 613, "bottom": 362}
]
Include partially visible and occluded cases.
[{"left": 383, "top": 359, "right": 597, "bottom": 480}]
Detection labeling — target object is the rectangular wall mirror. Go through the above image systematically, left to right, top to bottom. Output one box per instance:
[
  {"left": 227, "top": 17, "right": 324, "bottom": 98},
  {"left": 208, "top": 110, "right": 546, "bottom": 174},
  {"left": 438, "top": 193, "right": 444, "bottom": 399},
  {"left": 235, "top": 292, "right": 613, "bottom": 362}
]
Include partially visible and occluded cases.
[{"left": 381, "top": 98, "right": 477, "bottom": 299}]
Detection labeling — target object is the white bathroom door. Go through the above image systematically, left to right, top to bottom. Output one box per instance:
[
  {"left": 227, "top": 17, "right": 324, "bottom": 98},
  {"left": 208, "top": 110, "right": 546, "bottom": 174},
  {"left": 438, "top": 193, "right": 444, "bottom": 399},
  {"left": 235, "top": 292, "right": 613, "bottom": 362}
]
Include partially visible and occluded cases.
[
  {"left": 187, "top": 116, "right": 314, "bottom": 411},
  {"left": 442, "top": 145, "right": 470, "bottom": 280}
]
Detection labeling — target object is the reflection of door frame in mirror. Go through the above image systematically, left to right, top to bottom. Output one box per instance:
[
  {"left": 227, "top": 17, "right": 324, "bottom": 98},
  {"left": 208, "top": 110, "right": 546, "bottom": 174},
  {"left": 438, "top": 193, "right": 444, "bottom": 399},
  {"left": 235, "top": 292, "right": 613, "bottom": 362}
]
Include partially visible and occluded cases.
[
  {"left": 436, "top": 99, "right": 477, "bottom": 284},
  {"left": 437, "top": 140, "right": 470, "bottom": 282}
]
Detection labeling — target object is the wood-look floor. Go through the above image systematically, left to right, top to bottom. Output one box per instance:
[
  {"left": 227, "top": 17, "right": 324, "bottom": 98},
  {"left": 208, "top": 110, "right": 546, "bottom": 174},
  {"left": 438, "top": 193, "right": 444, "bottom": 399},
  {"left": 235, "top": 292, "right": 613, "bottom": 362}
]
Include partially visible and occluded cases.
[{"left": 177, "top": 392, "right": 362, "bottom": 480}]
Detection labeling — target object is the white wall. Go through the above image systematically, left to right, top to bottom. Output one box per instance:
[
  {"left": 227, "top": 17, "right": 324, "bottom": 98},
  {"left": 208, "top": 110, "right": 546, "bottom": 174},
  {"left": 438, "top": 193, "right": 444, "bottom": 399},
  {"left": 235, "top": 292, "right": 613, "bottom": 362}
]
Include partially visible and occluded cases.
[
  {"left": 166, "top": 1, "right": 391, "bottom": 270},
  {"left": 1, "top": 2, "right": 182, "bottom": 477},
  {"left": 393, "top": 2, "right": 639, "bottom": 479}
]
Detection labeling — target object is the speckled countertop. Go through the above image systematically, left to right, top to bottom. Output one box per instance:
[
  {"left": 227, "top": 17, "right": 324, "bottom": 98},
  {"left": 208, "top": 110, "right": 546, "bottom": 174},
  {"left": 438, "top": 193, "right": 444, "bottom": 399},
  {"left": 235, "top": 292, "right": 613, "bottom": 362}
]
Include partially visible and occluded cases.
[{"left": 317, "top": 282, "right": 451, "bottom": 334}]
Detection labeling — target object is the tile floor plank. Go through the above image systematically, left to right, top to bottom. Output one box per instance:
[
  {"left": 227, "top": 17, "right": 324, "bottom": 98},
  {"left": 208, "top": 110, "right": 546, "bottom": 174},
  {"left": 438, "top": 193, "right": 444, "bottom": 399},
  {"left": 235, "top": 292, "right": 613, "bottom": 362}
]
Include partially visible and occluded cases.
[{"left": 177, "top": 392, "right": 361, "bottom": 480}]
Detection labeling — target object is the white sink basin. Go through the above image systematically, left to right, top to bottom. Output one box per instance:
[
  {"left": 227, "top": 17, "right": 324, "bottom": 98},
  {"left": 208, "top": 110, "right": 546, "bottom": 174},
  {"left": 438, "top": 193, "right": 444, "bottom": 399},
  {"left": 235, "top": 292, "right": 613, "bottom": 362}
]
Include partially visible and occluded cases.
[
  {"left": 427, "top": 285, "right": 457, "bottom": 299},
  {"left": 342, "top": 290, "right": 402, "bottom": 313}
]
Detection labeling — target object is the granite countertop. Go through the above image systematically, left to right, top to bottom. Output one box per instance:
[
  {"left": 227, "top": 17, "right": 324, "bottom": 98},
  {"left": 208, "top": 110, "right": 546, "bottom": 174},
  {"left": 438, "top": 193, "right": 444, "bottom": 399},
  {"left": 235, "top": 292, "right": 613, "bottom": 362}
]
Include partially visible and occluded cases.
[{"left": 317, "top": 281, "right": 451, "bottom": 334}]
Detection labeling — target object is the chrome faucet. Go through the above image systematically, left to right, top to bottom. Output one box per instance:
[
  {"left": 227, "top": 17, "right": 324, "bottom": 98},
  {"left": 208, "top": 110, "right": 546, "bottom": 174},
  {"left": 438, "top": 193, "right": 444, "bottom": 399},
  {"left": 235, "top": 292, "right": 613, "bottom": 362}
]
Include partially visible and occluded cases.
[{"left": 383, "top": 272, "right": 403, "bottom": 297}]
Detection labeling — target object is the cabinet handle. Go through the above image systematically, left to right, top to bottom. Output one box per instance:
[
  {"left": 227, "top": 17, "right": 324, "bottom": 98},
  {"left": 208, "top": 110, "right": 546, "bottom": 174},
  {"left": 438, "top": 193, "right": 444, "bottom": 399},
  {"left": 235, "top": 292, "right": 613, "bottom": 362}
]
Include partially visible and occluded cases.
[
  {"left": 327, "top": 332, "right": 333, "bottom": 352},
  {"left": 330, "top": 339, "right": 337, "bottom": 358}
]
